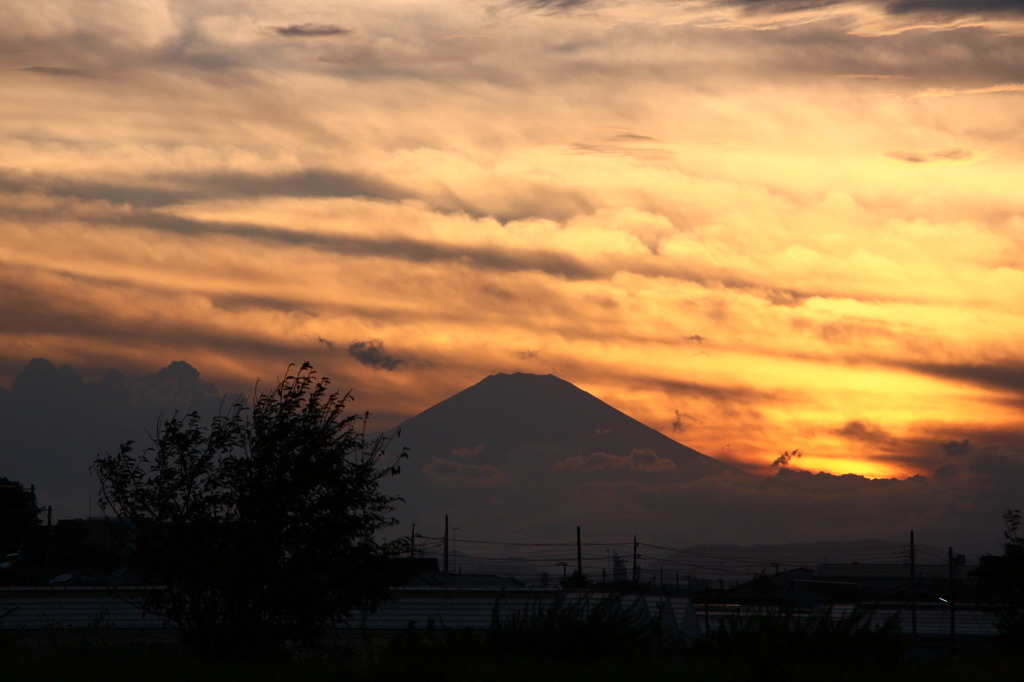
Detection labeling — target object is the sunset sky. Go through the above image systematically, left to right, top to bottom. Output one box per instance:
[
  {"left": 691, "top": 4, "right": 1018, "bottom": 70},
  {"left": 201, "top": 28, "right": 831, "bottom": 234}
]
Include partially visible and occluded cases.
[{"left": 3, "top": 0, "right": 1023, "bottom": 486}]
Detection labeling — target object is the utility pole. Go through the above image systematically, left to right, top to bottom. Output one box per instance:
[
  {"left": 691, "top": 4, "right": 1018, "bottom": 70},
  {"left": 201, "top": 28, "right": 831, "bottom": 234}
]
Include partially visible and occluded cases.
[
  {"left": 44, "top": 505, "right": 53, "bottom": 576},
  {"left": 443, "top": 514, "right": 449, "bottom": 574},
  {"left": 410, "top": 523, "right": 415, "bottom": 560},
  {"left": 576, "top": 525, "right": 583, "bottom": 578},
  {"left": 910, "top": 531, "right": 917, "bottom": 642},
  {"left": 632, "top": 535, "right": 639, "bottom": 585},
  {"left": 948, "top": 546, "right": 956, "bottom": 657},
  {"left": 704, "top": 587, "right": 711, "bottom": 635}
]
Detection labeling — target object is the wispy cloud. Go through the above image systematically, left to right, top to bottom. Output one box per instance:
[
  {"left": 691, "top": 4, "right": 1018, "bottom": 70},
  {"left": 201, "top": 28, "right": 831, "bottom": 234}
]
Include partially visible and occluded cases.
[
  {"left": 507, "top": 0, "right": 594, "bottom": 13},
  {"left": 886, "top": 0, "right": 1024, "bottom": 17},
  {"left": 273, "top": 23, "right": 351, "bottom": 38},
  {"left": 21, "top": 66, "right": 93, "bottom": 78},
  {"left": 911, "top": 83, "right": 1024, "bottom": 98},
  {"left": 885, "top": 148, "right": 974, "bottom": 163}
]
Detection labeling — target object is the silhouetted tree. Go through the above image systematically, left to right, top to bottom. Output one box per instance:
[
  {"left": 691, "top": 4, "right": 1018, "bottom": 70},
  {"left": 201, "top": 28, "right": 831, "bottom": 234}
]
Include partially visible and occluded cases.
[
  {"left": 93, "top": 363, "right": 406, "bottom": 657},
  {"left": 976, "top": 508, "right": 1024, "bottom": 644},
  {"left": 1004, "top": 508, "right": 1024, "bottom": 556}
]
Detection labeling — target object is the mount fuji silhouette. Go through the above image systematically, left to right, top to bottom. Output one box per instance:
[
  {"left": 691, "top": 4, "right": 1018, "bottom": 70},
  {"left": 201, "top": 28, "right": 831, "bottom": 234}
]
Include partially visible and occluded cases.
[
  {"left": 382, "top": 373, "right": 995, "bottom": 553},
  {"left": 385, "top": 373, "right": 744, "bottom": 538}
]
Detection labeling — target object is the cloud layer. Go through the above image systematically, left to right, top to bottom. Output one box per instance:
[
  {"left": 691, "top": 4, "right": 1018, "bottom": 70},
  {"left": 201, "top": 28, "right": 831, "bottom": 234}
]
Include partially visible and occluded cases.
[{"left": 1, "top": 0, "right": 1022, "bottom": 517}]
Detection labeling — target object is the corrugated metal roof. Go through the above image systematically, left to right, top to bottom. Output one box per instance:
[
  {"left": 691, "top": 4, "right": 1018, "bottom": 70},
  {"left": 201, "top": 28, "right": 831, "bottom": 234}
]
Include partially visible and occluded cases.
[
  {"left": 0, "top": 586, "right": 168, "bottom": 630},
  {"left": 0, "top": 586, "right": 995, "bottom": 640},
  {"left": 0, "top": 586, "right": 699, "bottom": 636},
  {"left": 358, "top": 588, "right": 700, "bottom": 638},
  {"left": 690, "top": 603, "right": 999, "bottom": 637}
]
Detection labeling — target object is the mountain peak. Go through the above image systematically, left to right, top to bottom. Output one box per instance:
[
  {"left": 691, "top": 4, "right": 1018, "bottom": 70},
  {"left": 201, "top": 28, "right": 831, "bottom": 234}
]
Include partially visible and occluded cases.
[
  {"left": 395, "top": 372, "right": 733, "bottom": 471},
  {"left": 476, "top": 372, "right": 571, "bottom": 388},
  {"left": 386, "top": 373, "right": 743, "bottom": 537}
]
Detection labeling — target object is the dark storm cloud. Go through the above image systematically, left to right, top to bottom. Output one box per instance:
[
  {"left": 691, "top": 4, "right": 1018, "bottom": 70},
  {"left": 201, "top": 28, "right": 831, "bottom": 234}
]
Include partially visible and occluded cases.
[
  {"left": 273, "top": 23, "right": 351, "bottom": 37},
  {"left": 885, "top": 149, "right": 974, "bottom": 163},
  {"left": 348, "top": 340, "right": 404, "bottom": 371},
  {"left": 0, "top": 359, "right": 241, "bottom": 518},
  {"left": 941, "top": 438, "right": 972, "bottom": 456},
  {"left": 406, "top": 444, "right": 1018, "bottom": 551},
  {"left": 969, "top": 451, "right": 1024, "bottom": 479},
  {"left": 554, "top": 465, "right": 1010, "bottom": 552}
]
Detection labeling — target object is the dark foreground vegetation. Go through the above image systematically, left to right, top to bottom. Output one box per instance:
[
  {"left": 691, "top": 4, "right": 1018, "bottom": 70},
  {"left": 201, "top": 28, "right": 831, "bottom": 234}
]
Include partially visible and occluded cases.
[
  {"left": 3, "top": 604, "right": 1024, "bottom": 682},
  {"left": 2, "top": 636, "right": 1023, "bottom": 682},
  {"left": 5, "top": 650, "right": 1023, "bottom": 682}
]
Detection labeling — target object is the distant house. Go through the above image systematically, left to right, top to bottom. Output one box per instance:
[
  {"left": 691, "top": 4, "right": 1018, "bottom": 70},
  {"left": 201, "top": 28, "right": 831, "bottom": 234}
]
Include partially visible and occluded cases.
[
  {"left": 812, "top": 560, "right": 975, "bottom": 601},
  {"left": 718, "top": 568, "right": 816, "bottom": 607}
]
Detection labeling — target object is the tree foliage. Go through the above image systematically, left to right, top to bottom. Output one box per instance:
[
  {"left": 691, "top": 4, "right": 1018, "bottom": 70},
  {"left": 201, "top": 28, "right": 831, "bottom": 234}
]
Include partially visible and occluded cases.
[
  {"left": 93, "top": 363, "right": 406, "bottom": 657},
  {"left": 1004, "top": 508, "right": 1023, "bottom": 557},
  {"left": 976, "top": 509, "right": 1024, "bottom": 644}
]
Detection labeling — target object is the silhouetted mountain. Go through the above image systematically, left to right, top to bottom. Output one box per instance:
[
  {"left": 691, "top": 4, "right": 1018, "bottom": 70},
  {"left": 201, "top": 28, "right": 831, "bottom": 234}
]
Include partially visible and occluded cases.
[
  {"left": 396, "top": 372, "right": 737, "bottom": 472},
  {"left": 381, "top": 373, "right": 1008, "bottom": 554},
  {"left": 386, "top": 373, "right": 743, "bottom": 538}
]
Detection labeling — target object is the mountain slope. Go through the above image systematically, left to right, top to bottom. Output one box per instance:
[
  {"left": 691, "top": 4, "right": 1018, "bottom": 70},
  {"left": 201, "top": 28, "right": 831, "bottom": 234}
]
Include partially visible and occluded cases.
[
  {"left": 392, "top": 372, "right": 736, "bottom": 476},
  {"left": 379, "top": 373, "right": 1000, "bottom": 555},
  {"left": 384, "top": 373, "right": 742, "bottom": 537}
]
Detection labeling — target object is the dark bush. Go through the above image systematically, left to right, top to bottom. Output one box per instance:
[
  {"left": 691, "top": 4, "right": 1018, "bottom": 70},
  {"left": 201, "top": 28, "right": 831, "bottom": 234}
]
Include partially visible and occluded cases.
[{"left": 485, "top": 591, "right": 660, "bottom": 659}]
